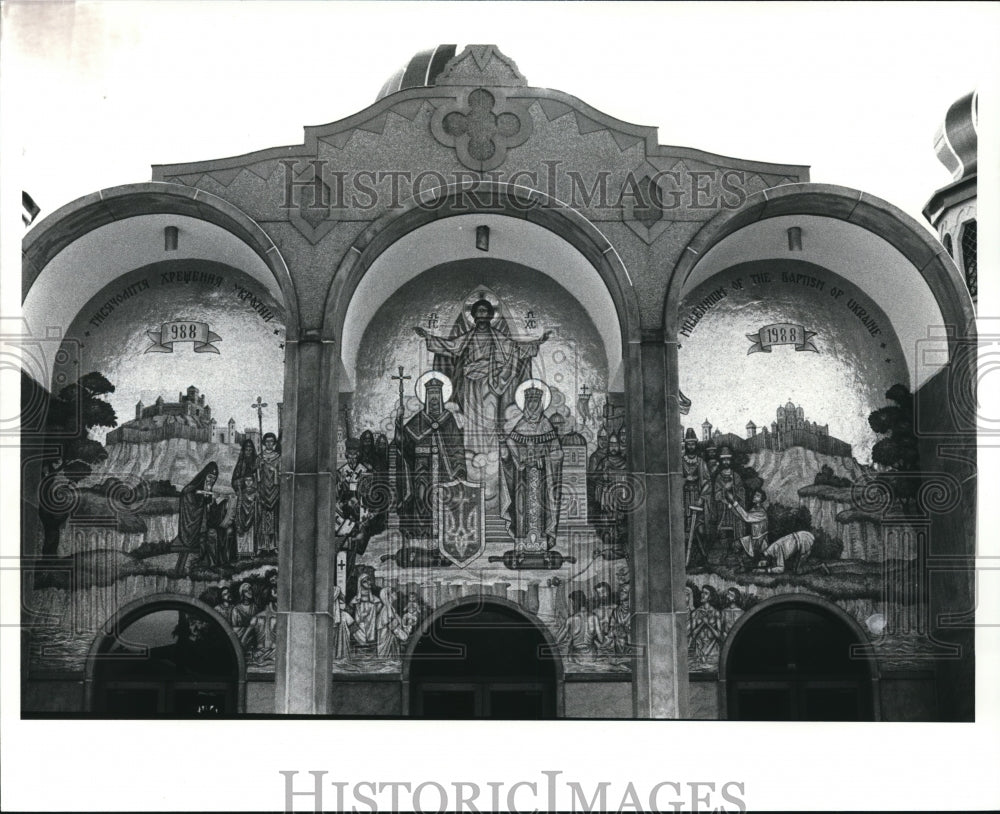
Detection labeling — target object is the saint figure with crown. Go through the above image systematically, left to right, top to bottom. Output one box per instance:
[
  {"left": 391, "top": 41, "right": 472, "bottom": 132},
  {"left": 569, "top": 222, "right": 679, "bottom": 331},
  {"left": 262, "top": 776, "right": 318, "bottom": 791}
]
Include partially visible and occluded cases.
[{"left": 499, "top": 379, "right": 564, "bottom": 553}]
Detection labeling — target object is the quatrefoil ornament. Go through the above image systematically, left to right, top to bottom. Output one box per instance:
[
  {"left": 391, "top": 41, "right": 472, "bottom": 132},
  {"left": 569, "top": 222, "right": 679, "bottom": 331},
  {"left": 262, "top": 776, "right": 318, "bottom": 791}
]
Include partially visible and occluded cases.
[{"left": 431, "top": 88, "right": 533, "bottom": 171}]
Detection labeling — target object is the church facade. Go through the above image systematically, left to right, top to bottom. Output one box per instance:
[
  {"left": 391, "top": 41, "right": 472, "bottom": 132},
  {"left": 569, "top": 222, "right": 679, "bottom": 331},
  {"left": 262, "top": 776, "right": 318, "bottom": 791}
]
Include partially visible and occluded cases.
[{"left": 20, "top": 45, "right": 975, "bottom": 720}]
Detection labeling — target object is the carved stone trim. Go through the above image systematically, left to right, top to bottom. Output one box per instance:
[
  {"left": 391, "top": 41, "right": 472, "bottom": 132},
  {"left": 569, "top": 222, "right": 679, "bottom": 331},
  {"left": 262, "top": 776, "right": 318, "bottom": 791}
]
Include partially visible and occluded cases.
[{"left": 431, "top": 88, "right": 533, "bottom": 172}]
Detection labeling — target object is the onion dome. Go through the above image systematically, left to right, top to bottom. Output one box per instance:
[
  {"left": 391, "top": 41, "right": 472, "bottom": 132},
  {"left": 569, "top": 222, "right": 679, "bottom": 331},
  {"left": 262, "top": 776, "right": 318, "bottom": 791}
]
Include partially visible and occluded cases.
[
  {"left": 375, "top": 45, "right": 458, "bottom": 101},
  {"left": 933, "top": 91, "right": 978, "bottom": 181}
]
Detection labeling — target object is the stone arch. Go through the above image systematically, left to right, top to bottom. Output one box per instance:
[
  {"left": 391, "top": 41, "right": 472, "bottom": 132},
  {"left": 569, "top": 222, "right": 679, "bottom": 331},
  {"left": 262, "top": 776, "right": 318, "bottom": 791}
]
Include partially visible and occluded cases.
[
  {"left": 321, "top": 178, "right": 644, "bottom": 537},
  {"left": 322, "top": 180, "right": 641, "bottom": 349},
  {"left": 318, "top": 181, "right": 672, "bottom": 717},
  {"left": 22, "top": 182, "right": 300, "bottom": 361},
  {"left": 318, "top": 182, "right": 651, "bottom": 716},
  {"left": 663, "top": 182, "right": 973, "bottom": 347},
  {"left": 21, "top": 183, "right": 298, "bottom": 581},
  {"left": 660, "top": 184, "right": 977, "bottom": 504},
  {"left": 83, "top": 593, "right": 247, "bottom": 713},
  {"left": 718, "top": 593, "right": 879, "bottom": 721},
  {"left": 400, "top": 595, "right": 565, "bottom": 717}
]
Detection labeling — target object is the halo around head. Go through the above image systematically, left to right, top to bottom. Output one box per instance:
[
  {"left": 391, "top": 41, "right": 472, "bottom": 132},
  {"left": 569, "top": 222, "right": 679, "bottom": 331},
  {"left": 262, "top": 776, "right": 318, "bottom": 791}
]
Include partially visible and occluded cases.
[
  {"left": 464, "top": 295, "right": 498, "bottom": 324},
  {"left": 414, "top": 370, "right": 454, "bottom": 404},
  {"left": 514, "top": 378, "right": 551, "bottom": 411}
]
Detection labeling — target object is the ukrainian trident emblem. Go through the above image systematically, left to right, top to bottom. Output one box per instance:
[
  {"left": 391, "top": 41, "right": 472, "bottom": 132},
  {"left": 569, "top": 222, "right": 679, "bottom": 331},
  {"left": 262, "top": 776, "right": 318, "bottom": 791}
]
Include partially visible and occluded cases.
[{"left": 435, "top": 478, "right": 486, "bottom": 567}]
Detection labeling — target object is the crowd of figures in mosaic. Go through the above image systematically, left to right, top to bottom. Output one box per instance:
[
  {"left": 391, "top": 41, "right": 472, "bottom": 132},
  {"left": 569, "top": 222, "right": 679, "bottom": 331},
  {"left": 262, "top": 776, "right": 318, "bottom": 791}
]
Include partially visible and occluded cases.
[
  {"left": 21, "top": 255, "right": 949, "bottom": 681},
  {"left": 677, "top": 263, "right": 950, "bottom": 673},
  {"left": 22, "top": 266, "right": 289, "bottom": 673},
  {"left": 21, "top": 268, "right": 641, "bottom": 676},
  {"left": 329, "top": 282, "right": 635, "bottom": 672},
  {"left": 28, "top": 380, "right": 285, "bottom": 568},
  {"left": 323, "top": 565, "right": 633, "bottom": 670},
  {"left": 199, "top": 570, "right": 278, "bottom": 669},
  {"left": 685, "top": 582, "right": 757, "bottom": 672}
]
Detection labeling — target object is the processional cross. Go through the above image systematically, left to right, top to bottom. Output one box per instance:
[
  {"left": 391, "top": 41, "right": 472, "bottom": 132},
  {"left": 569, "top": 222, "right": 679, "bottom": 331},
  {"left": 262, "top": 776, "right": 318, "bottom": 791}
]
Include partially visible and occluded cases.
[
  {"left": 391, "top": 365, "right": 411, "bottom": 406},
  {"left": 251, "top": 395, "right": 268, "bottom": 442}
]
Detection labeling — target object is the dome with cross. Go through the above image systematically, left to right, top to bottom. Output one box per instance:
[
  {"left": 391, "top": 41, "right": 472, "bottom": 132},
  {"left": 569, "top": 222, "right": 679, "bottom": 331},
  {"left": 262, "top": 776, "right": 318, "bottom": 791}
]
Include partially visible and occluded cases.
[{"left": 375, "top": 44, "right": 529, "bottom": 101}]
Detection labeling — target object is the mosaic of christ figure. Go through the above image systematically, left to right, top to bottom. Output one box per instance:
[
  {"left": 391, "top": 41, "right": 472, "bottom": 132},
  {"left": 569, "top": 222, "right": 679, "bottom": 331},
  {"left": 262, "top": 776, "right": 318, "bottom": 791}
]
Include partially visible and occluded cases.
[{"left": 413, "top": 296, "right": 551, "bottom": 507}]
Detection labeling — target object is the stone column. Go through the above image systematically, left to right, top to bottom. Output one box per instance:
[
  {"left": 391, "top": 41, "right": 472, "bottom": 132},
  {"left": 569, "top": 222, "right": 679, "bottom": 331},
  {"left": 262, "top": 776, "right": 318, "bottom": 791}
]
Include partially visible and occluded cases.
[
  {"left": 628, "top": 331, "right": 689, "bottom": 718},
  {"left": 275, "top": 335, "right": 338, "bottom": 714}
]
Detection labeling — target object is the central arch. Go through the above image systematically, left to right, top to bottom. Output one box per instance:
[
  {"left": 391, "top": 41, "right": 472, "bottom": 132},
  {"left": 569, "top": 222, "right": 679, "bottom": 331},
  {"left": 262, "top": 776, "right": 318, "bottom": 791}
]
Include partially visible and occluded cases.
[
  {"left": 318, "top": 180, "right": 657, "bottom": 716},
  {"left": 323, "top": 181, "right": 640, "bottom": 350},
  {"left": 402, "top": 597, "right": 564, "bottom": 718}
]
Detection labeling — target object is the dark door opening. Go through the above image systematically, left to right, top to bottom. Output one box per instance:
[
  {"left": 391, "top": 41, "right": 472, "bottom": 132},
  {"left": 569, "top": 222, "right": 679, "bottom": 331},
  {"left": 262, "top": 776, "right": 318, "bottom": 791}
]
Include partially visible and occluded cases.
[
  {"left": 409, "top": 602, "right": 558, "bottom": 719},
  {"left": 726, "top": 603, "right": 874, "bottom": 721},
  {"left": 92, "top": 605, "right": 239, "bottom": 717}
]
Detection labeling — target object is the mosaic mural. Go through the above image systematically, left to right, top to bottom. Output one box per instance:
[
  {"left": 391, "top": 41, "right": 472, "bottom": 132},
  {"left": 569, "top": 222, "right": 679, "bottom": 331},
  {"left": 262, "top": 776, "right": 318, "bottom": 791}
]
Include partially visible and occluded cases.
[
  {"left": 678, "top": 260, "right": 937, "bottom": 672},
  {"left": 23, "top": 262, "right": 286, "bottom": 674},
  {"left": 332, "top": 262, "right": 633, "bottom": 673}
]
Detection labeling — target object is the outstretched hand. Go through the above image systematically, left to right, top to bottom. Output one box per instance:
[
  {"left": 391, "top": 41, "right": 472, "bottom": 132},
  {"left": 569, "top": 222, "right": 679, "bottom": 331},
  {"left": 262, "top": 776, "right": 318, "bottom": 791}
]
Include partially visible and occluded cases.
[
  {"left": 413, "top": 326, "right": 428, "bottom": 338},
  {"left": 540, "top": 330, "right": 553, "bottom": 342}
]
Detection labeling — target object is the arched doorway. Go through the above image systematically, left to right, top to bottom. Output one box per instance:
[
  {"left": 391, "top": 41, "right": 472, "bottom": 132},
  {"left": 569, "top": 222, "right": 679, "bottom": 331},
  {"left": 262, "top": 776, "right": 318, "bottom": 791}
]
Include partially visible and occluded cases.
[
  {"left": 89, "top": 598, "right": 243, "bottom": 717},
  {"left": 406, "top": 599, "right": 560, "bottom": 719},
  {"left": 723, "top": 599, "right": 875, "bottom": 721}
]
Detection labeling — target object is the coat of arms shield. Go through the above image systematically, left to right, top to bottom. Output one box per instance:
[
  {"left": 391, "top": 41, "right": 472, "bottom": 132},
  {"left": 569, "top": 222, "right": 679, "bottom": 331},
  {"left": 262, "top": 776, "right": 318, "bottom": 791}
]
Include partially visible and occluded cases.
[{"left": 435, "top": 478, "right": 486, "bottom": 567}]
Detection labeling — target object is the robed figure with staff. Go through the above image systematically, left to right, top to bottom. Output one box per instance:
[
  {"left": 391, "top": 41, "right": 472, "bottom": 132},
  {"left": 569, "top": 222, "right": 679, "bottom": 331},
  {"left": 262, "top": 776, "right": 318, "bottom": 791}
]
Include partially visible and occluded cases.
[{"left": 394, "top": 373, "right": 467, "bottom": 542}]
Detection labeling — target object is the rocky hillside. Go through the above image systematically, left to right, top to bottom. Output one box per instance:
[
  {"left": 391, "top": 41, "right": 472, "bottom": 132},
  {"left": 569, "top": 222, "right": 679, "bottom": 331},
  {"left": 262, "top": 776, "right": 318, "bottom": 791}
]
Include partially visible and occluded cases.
[
  {"left": 90, "top": 437, "right": 243, "bottom": 491},
  {"left": 54, "top": 438, "right": 245, "bottom": 558},
  {"left": 749, "top": 446, "right": 864, "bottom": 508},
  {"left": 797, "top": 483, "right": 854, "bottom": 540}
]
